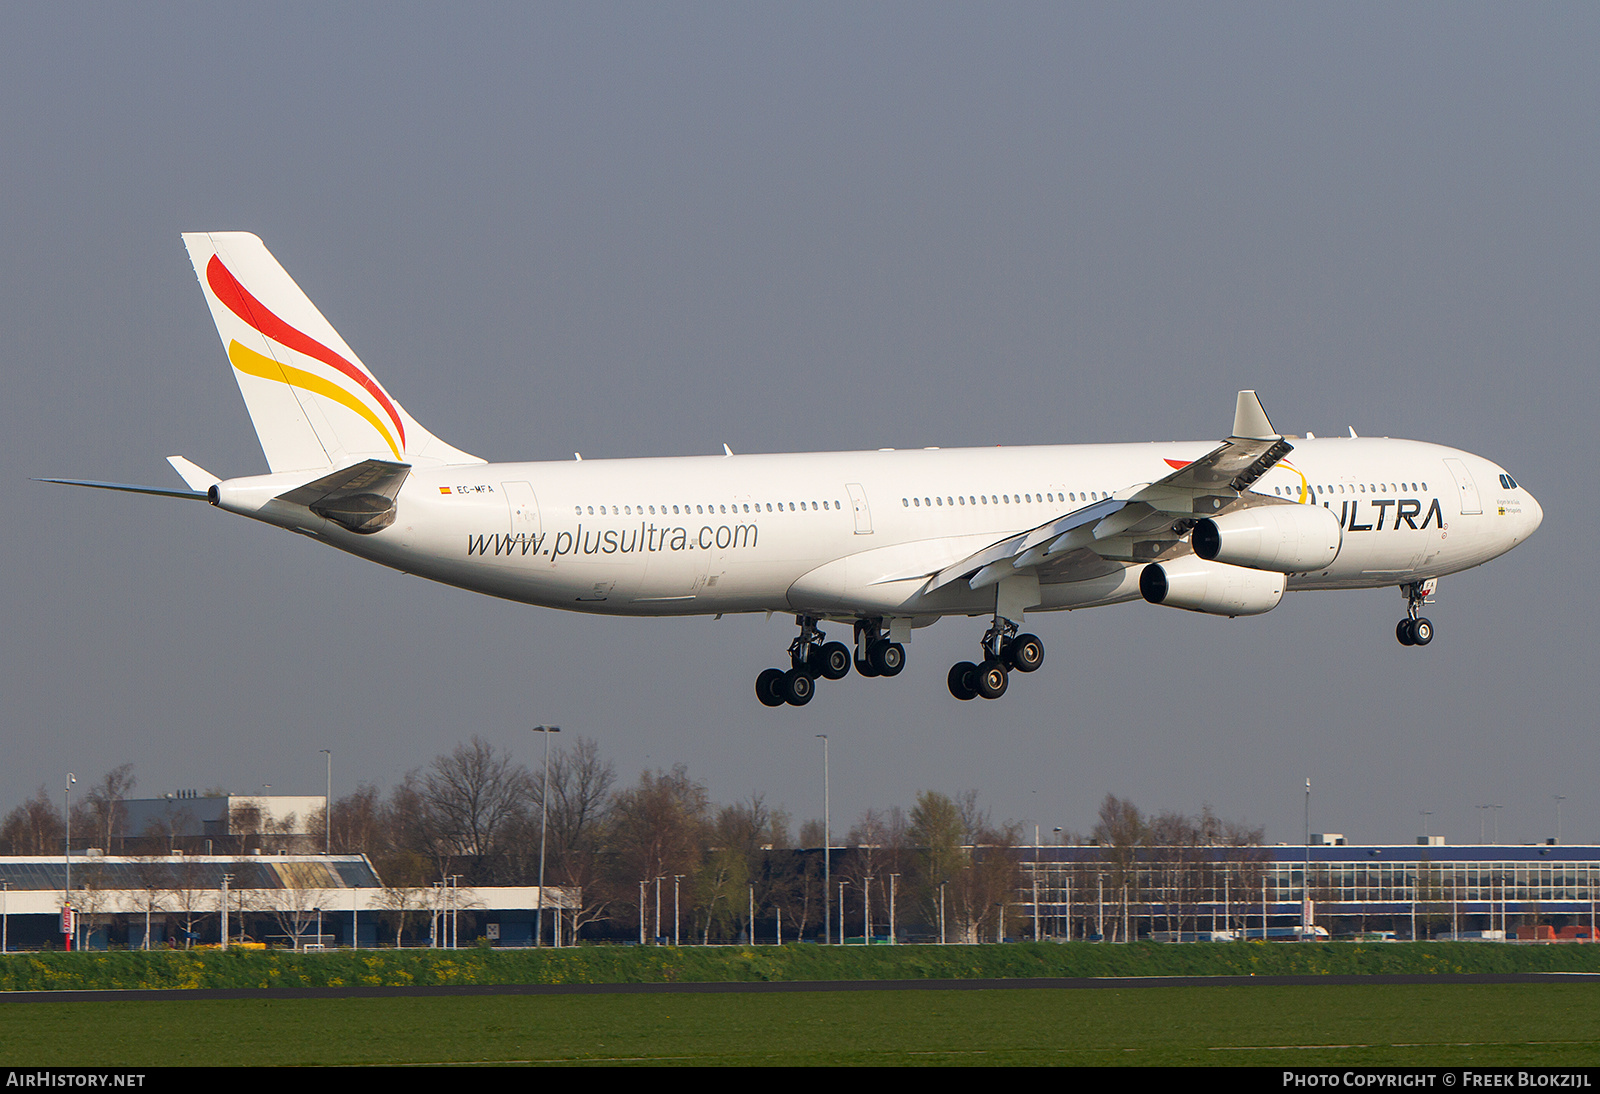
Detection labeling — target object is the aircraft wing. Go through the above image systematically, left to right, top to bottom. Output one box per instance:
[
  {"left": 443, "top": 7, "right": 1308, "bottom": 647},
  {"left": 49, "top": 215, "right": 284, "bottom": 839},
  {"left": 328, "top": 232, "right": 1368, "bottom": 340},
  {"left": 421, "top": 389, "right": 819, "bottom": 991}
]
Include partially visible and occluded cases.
[{"left": 925, "top": 391, "right": 1295, "bottom": 594}]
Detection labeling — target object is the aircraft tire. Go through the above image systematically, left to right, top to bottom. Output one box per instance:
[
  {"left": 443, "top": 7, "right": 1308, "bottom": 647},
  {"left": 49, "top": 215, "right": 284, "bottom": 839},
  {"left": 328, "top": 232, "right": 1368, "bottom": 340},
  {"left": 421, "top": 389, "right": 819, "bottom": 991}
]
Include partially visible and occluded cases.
[
  {"left": 1411, "top": 618, "right": 1433, "bottom": 646},
  {"left": 1396, "top": 619, "right": 1416, "bottom": 646},
  {"left": 1008, "top": 633, "right": 1045, "bottom": 673},
  {"left": 871, "top": 640, "right": 906, "bottom": 677},
  {"left": 816, "top": 642, "right": 852, "bottom": 680},
  {"left": 855, "top": 655, "right": 880, "bottom": 678},
  {"left": 977, "top": 659, "right": 1009, "bottom": 699},
  {"left": 948, "top": 662, "right": 980, "bottom": 701},
  {"left": 756, "top": 668, "right": 787, "bottom": 707},
  {"left": 783, "top": 668, "right": 815, "bottom": 706}
]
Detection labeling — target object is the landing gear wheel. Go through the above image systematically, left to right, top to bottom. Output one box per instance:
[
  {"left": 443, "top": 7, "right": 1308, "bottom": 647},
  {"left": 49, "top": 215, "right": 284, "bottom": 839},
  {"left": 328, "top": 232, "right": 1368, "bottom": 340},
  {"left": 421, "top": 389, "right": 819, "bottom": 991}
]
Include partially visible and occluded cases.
[
  {"left": 1411, "top": 617, "right": 1433, "bottom": 646},
  {"left": 1396, "top": 619, "right": 1416, "bottom": 646},
  {"left": 1006, "top": 633, "right": 1045, "bottom": 673},
  {"left": 870, "top": 640, "right": 905, "bottom": 677},
  {"left": 813, "top": 641, "right": 852, "bottom": 681},
  {"left": 854, "top": 655, "right": 880, "bottom": 678},
  {"left": 977, "top": 659, "right": 1009, "bottom": 699},
  {"left": 948, "top": 661, "right": 980, "bottom": 701},
  {"left": 756, "top": 668, "right": 787, "bottom": 707},
  {"left": 782, "top": 668, "right": 815, "bottom": 706}
]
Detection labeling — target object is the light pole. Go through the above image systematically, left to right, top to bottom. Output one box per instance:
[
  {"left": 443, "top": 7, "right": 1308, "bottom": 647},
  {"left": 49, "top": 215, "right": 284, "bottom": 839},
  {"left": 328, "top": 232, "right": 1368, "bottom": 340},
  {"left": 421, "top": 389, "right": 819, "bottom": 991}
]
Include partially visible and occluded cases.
[
  {"left": 531, "top": 725, "right": 560, "bottom": 947},
  {"left": 817, "top": 734, "right": 830, "bottom": 944},
  {"left": 321, "top": 750, "right": 332, "bottom": 855},
  {"left": 64, "top": 773, "right": 76, "bottom": 950},
  {"left": 1302, "top": 777, "right": 1311, "bottom": 940},
  {"left": 1478, "top": 804, "right": 1502, "bottom": 844},
  {"left": 220, "top": 872, "right": 232, "bottom": 951},
  {"left": 889, "top": 873, "right": 899, "bottom": 945},
  {"left": 674, "top": 875, "right": 684, "bottom": 946},
  {"left": 862, "top": 875, "right": 872, "bottom": 944},
  {"left": 838, "top": 879, "right": 850, "bottom": 944}
]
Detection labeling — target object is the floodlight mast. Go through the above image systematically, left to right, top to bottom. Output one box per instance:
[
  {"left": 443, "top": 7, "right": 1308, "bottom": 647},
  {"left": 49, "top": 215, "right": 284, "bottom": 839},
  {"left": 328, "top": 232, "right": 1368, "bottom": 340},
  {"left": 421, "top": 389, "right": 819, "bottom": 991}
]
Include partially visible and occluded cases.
[
  {"left": 532, "top": 725, "right": 561, "bottom": 946},
  {"left": 817, "top": 734, "right": 830, "bottom": 944}
]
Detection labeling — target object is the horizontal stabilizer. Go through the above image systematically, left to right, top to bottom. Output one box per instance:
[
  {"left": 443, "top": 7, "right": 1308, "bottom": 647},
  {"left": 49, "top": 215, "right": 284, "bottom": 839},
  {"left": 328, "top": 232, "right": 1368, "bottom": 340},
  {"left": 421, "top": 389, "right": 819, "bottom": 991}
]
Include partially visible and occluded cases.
[
  {"left": 276, "top": 459, "right": 411, "bottom": 534},
  {"left": 36, "top": 477, "right": 207, "bottom": 500}
]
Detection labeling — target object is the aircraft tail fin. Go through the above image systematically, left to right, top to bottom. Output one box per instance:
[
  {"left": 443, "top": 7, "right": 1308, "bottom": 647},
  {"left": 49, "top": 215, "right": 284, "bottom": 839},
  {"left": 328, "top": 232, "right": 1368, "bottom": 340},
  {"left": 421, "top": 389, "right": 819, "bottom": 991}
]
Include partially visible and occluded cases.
[{"left": 181, "top": 232, "right": 484, "bottom": 474}]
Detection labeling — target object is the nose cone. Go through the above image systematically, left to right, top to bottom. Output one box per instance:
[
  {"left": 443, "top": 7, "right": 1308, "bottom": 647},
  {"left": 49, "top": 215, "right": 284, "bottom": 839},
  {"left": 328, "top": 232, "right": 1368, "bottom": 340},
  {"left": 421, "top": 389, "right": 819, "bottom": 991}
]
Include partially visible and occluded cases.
[{"left": 1524, "top": 491, "right": 1544, "bottom": 537}]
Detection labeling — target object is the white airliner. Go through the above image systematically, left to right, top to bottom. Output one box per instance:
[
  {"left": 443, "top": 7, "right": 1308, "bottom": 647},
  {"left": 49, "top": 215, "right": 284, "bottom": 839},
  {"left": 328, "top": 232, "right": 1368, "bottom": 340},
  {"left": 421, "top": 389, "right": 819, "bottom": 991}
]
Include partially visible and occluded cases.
[{"left": 45, "top": 233, "right": 1543, "bottom": 707}]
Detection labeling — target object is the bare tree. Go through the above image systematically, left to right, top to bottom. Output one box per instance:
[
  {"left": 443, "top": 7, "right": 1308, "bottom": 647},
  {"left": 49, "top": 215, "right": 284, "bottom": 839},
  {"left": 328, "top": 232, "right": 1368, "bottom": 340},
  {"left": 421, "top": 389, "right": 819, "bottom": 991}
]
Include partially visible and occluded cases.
[
  {"left": 418, "top": 737, "right": 534, "bottom": 884},
  {"left": 533, "top": 737, "right": 616, "bottom": 939},
  {"left": 83, "top": 764, "right": 137, "bottom": 852},
  {"left": 609, "top": 765, "right": 709, "bottom": 939},
  {"left": 326, "top": 783, "right": 386, "bottom": 855},
  {"left": 0, "top": 785, "right": 63, "bottom": 855},
  {"left": 909, "top": 791, "right": 968, "bottom": 940},
  {"left": 1094, "top": 794, "right": 1146, "bottom": 941},
  {"left": 229, "top": 801, "right": 265, "bottom": 854},
  {"left": 844, "top": 807, "right": 908, "bottom": 941},
  {"left": 772, "top": 819, "right": 826, "bottom": 941},
  {"left": 165, "top": 858, "right": 218, "bottom": 948}
]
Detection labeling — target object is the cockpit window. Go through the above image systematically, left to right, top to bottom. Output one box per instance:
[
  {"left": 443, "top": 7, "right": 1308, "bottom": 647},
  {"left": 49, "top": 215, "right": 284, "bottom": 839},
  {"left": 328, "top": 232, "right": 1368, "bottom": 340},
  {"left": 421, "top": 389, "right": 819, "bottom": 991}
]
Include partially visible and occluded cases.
[{"left": 1499, "top": 473, "right": 1519, "bottom": 490}]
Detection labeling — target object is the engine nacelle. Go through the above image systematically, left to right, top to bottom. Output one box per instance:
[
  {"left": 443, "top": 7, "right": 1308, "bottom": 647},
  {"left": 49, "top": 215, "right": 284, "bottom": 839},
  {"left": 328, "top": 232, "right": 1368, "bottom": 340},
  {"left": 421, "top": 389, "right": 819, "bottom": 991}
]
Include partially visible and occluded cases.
[
  {"left": 1191, "top": 504, "right": 1342, "bottom": 573},
  {"left": 1140, "top": 555, "right": 1285, "bottom": 616}
]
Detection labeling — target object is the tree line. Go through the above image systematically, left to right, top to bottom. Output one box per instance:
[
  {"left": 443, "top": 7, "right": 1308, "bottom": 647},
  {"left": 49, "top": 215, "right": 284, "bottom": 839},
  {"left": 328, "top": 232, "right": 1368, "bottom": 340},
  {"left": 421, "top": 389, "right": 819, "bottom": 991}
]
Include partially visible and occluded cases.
[{"left": 1, "top": 744, "right": 1265, "bottom": 945}]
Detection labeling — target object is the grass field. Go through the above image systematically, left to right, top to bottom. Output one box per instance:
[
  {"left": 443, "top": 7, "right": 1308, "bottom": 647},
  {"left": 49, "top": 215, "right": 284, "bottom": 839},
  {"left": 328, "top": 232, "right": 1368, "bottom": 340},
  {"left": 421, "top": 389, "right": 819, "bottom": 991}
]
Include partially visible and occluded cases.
[{"left": 3, "top": 983, "right": 1599, "bottom": 1066}]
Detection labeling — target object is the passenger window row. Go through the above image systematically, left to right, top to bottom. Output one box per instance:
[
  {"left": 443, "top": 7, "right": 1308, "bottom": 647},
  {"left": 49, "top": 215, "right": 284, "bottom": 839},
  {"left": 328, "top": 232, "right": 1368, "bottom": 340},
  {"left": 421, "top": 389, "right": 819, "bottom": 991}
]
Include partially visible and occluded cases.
[
  {"left": 1275, "top": 482, "right": 1426, "bottom": 497},
  {"left": 901, "top": 491, "right": 1105, "bottom": 509},
  {"left": 574, "top": 500, "right": 843, "bottom": 517}
]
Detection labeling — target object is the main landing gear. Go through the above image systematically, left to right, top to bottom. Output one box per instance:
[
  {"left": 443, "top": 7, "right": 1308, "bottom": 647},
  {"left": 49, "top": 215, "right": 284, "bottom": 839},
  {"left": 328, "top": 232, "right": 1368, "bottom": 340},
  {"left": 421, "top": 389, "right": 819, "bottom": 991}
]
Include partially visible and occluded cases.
[
  {"left": 1395, "top": 580, "right": 1435, "bottom": 647},
  {"left": 756, "top": 616, "right": 886, "bottom": 708},
  {"left": 947, "top": 616, "right": 1044, "bottom": 701},
  {"left": 850, "top": 618, "right": 906, "bottom": 680}
]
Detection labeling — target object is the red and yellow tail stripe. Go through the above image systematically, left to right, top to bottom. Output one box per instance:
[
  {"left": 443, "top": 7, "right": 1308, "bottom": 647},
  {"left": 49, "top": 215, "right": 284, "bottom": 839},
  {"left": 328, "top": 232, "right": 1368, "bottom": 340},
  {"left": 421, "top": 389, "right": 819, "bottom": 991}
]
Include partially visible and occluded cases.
[{"left": 207, "top": 255, "right": 406, "bottom": 459}]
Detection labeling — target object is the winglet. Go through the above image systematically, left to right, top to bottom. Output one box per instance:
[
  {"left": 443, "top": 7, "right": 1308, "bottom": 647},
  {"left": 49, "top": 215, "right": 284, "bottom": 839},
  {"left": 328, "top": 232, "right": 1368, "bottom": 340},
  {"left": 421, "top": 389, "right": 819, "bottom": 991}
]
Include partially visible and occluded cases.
[{"left": 1231, "top": 390, "right": 1279, "bottom": 441}]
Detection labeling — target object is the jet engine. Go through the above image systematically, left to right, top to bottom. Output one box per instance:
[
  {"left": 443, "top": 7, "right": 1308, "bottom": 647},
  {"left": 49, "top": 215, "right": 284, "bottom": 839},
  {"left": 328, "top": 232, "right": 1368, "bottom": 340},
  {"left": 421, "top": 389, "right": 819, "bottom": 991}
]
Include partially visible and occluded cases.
[
  {"left": 1190, "top": 504, "right": 1342, "bottom": 573},
  {"left": 1139, "top": 555, "right": 1285, "bottom": 616}
]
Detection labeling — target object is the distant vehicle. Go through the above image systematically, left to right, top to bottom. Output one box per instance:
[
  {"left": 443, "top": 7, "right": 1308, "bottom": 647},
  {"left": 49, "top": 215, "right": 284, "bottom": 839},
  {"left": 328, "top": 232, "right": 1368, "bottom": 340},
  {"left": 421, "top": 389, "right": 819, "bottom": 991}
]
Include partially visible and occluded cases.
[
  {"left": 46, "top": 233, "right": 1543, "bottom": 706},
  {"left": 1242, "top": 926, "right": 1330, "bottom": 941}
]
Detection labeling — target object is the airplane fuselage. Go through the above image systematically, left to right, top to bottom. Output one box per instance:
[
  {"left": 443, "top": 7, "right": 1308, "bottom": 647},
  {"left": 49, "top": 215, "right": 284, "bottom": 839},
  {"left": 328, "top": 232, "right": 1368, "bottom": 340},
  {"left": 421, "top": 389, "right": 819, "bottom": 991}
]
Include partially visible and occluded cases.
[{"left": 237, "top": 435, "right": 1538, "bottom": 624}]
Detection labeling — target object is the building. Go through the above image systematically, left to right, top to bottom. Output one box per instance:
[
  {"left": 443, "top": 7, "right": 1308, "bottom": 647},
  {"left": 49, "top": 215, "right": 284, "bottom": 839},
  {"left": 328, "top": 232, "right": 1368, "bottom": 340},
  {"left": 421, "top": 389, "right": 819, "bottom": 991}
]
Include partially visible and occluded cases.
[
  {"left": 116, "top": 792, "right": 326, "bottom": 852},
  {"left": 1014, "top": 840, "right": 1600, "bottom": 941},
  {"left": 0, "top": 853, "right": 575, "bottom": 951}
]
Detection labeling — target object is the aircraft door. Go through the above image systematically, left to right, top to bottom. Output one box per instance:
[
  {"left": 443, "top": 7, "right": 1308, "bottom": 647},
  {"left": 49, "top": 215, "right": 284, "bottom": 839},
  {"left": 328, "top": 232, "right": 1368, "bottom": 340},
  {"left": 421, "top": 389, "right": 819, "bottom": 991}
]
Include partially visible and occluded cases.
[
  {"left": 1441, "top": 458, "right": 1482, "bottom": 515},
  {"left": 503, "top": 481, "right": 541, "bottom": 546},
  {"left": 846, "top": 483, "right": 873, "bottom": 535}
]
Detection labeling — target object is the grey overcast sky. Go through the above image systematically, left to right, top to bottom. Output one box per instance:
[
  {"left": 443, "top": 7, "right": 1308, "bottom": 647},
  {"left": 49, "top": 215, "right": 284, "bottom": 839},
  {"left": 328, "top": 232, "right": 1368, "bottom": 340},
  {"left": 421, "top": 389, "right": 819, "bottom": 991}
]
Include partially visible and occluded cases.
[{"left": 2, "top": 3, "right": 1593, "bottom": 847}]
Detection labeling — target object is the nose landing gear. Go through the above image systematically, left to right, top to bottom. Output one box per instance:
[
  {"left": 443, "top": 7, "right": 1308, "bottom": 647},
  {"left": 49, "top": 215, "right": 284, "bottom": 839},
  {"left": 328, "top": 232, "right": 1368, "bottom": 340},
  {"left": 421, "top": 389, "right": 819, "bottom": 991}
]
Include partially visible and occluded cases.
[{"left": 1395, "top": 581, "right": 1435, "bottom": 647}]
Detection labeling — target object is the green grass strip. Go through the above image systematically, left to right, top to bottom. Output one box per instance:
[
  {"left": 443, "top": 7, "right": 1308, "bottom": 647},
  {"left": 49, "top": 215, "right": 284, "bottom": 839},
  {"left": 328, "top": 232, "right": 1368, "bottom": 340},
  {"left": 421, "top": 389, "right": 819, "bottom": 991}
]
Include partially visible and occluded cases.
[{"left": 5, "top": 940, "right": 1600, "bottom": 993}]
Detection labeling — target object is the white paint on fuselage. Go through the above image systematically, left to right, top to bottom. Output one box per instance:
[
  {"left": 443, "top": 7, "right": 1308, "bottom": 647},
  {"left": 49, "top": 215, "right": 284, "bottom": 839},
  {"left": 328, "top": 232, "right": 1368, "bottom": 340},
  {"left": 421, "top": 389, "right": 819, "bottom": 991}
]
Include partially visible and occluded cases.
[{"left": 313, "top": 435, "right": 1540, "bottom": 629}]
